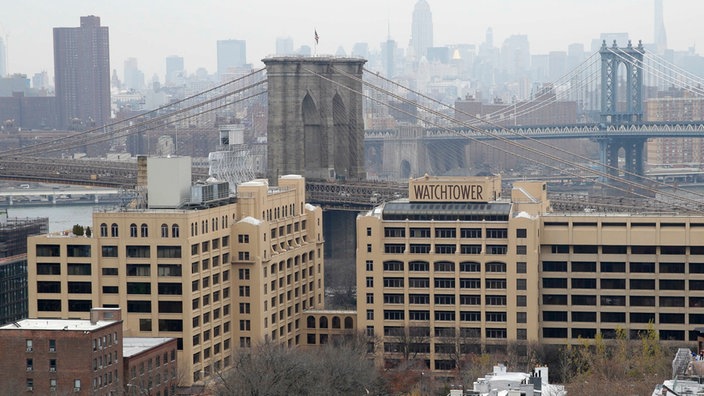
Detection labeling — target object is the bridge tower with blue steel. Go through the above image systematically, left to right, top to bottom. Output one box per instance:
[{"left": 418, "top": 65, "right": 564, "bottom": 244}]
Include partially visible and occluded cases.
[
  {"left": 598, "top": 40, "right": 646, "bottom": 181},
  {"left": 263, "top": 56, "right": 367, "bottom": 183}
]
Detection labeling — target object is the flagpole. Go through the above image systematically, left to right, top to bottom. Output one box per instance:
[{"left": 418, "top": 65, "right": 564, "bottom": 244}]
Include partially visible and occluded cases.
[{"left": 314, "top": 28, "right": 319, "bottom": 57}]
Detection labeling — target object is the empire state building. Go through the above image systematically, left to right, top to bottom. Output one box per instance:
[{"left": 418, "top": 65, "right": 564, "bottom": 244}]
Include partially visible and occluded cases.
[{"left": 410, "top": 0, "right": 433, "bottom": 61}]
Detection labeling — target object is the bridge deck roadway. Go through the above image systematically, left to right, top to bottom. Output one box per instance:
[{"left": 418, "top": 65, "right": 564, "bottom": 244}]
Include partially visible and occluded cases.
[
  {"left": 366, "top": 121, "right": 704, "bottom": 140},
  {"left": 0, "top": 157, "right": 700, "bottom": 213}
]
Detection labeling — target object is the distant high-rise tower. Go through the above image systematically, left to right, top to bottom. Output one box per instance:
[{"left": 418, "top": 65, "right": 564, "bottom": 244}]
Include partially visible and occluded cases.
[
  {"left": 410, "top": 0, "right": 433, "bottom": 61},
  {"left": 654, "top": 0, "right": 667, "bottom": 54},
  {"left": 53, "top": 15, "right": 111, "bottom": 129},
  {"left": 485, "top": 27, "right": 494, "bottom": 48},
  {"left": 0, "top": 36, "right": 6, "bottom": 77},
  {"left": 275, "top": 37, "right": 294, "bottom": 55},
  {"left": 217, "top": 39, "right": 246, "bottom": 77},
  {"left": 165, "top": 55, "right": 184, "bottom": 86},
  {"left": 123, "top": 57, "right": 145, "bottom": 91}
]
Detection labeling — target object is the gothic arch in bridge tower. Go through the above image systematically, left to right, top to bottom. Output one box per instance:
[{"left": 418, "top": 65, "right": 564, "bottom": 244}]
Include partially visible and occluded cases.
[
  {"left": 264, "top": 57, "right": 367, "bottom": 183},
  {"left": 332, "top": 93, "right": 350, "bottom": 180},
  {"left": 303, "top": 94, "right": 326, "bottom": 176},
  {"left": 400, "top": 160, "right": 411, "bottom": 179}
]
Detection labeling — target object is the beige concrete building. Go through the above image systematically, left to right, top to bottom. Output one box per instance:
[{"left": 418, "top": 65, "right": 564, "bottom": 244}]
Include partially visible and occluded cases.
[
  {"left": 26, "top": 156, "right": 324, "bottom": 387},
  {"left": 357, "top": 174, "right": 704, "bottom": 372},
  {"left": 231, "top": 175, "right": 325, "bottom": 349}
]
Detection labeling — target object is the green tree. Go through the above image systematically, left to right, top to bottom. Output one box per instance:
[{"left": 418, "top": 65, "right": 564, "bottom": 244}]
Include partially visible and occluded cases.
[{"left": 72, "top": 224, "right": 84, "bottom": 236}]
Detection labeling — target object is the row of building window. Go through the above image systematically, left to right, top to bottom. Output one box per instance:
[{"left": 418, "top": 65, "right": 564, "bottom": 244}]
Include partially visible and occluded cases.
[
  {"left": 263, "top": 204, "right": 299, "bottom": 222},
  {"left": 190, "top": 216, "right": 230, "bottom": 237},
  {"left": 268, "top": 220, "right": 307, "bottom": 239},
  {"left": 99, "top": 223, "right": 187, "bottom": 238},
  {"left": 379, "top": 227, "right": 524, "bottom": 239},
  {"left": 190, "top": 237, "right": 229, "bottom": 255},
  {"left": 380, "top": 244, "right": 517, "bottom": 255},
  {"left": 546, "top": 244, "right": 704, "bottom": 255},
  {"left": 35, "top": 245, "right": 183, "bottom": 259},
  {"left": 365, "top": 260, "right": 528, "bottom": 274},
  {"left": 377, "top": 260, "right": 509, "bottom": 272},
  {"left": 543, "top": 260, "right": 704, "bottom": 273},
  {"left": 368, "top": 277, "right": 508, "bottom": 289},
  {"left": 542, "top": 278, "right": 703, "bottom": 291},
  {"left": 371, "top": 293, "right": 510, "bottom": 305},
  {"left": 543, "top": 294, "right": 704, "bottom": 308},
  {"left": 374, "top": 309, "right": 513, "bottom": 323},
  {"left": 542, "top": 310, "right": 704, "bottom": 324},
  {"left": 305, "top": 315, "right": 354, "bottom": 329},
  {"left": 542, "top": 327, "right": 691, "bottom": 341},
  {"left": 24, "top": 338, "right": 56, "bottom": 353},
  {"left": 24, "top": 378, "right": 80, "bottom": 391}
]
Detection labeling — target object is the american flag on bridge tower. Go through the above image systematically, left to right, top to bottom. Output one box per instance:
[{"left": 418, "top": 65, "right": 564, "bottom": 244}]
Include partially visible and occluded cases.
[{"left": 314, "top": 29, "right": 319, "bottom": 45}]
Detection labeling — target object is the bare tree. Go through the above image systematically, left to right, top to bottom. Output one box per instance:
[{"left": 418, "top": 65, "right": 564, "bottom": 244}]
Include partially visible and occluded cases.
[
  {"left": 563, "top": 325, "right": 673, "bottom": 396},
  {"left": 214, "top": 335, "right": 386, "bottom": 396}
]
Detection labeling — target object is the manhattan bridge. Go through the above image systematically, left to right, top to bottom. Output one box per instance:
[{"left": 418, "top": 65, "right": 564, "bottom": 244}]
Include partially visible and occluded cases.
[{"left": 2, "top": 40, "right": 704, "bottom": 214}]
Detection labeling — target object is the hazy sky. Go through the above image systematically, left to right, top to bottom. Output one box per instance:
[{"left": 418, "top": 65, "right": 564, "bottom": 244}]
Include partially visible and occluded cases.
[{"left": 2, "top": 0, "right": 702, "bottom": 81}]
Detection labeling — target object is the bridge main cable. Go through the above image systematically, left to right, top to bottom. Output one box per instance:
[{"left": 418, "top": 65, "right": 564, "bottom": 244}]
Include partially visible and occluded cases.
[
  {"left": 325, "top": 65, "right": 704, "bottom": 213},
  {"left": 0, "top": 68, "right": 267, "bottom": 158}
]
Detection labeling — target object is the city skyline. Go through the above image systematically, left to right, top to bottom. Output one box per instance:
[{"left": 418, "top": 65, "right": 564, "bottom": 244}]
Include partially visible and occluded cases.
[{"left": 1, "top": 0, "right": 702, "bottom": 83}]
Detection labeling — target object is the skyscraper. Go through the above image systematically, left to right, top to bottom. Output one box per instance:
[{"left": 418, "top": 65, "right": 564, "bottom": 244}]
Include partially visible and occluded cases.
[
  {"left": 410, "top": 0, "right": 433, "bottom": 61},
  {"left": 654, "top": 0, "right": 668, "bottom": 54},
  {"left": 53, "top": 15, "right": 111, "bottom": 129},
  {"left": 0, "top": 36, "right": 6, "bottom": 77},
  {"left": 276, "top": 37, "right": 294, "bottom": 56},
  {"left": 217, "top": 39, "right": 246, "bottom": 78},
  {"left": 165, "top": 55, "right": 184, "bottom": 86},
  {"left": 123, "top": 57, "right": 145, "bottom": 91}
]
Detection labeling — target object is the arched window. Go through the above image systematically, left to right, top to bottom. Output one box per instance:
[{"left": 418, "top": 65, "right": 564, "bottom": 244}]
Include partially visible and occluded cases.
[
  {"left": 100, "top": 223, "right": 108, "bottom": 237},
  {"left": 111, "top": 223, "right": 119, "bottom": 237},
  {"left": 140, "top": 223, "right": 148, "bottom": 238},
  {"left": 130, "top": 224, "right": 137, "bottom": 238},
  {"left": 161, "top": 224, "right": 169, "bottom": 238},
  {"left": 172, "top": 224, "right": 180, "bottom": 238},
  {"left": 307, "top": 316, "right": 316, "bottom": 329},
  {"left": 319, "top": 316, "right": 328, "bottom": 329},
  {"left": 332, "top": 316, "right": 341, "bottom": 329},
  {"left": 344, "top": 316, "right": 354, "bottom": 329}
]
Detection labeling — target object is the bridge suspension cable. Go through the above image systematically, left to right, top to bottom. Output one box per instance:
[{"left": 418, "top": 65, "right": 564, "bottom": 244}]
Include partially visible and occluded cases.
[
  {"left": 606, "top": 47, "right": 704, "bottom": 98},
  {"left": 475, "top": 52, "right": 602, "bottom": 124},
  {"left": 358, "top": 55, "right": 704, "bottom": 206},
  {"left": 321, "top": 65, "right": 704, "bottom": 213},
  {"left": 0, "top": 68, "right": 268, "bottom": 158}
]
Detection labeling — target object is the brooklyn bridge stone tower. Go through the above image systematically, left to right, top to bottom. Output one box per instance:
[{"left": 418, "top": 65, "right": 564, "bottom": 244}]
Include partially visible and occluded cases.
[{"left": 263, "top": 57, "right": 367, "bottom": 182}]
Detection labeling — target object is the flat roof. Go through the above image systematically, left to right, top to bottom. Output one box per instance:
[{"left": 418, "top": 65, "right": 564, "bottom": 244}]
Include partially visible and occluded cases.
[
  {"left": 382, "top": 201, "right": 511, "bottom": 221},
  {"left": 0, "top": 318, "right": 118, "bottom": 332},
  {"left": 123, "top": 337, "right": 176, "bottom": 358}
]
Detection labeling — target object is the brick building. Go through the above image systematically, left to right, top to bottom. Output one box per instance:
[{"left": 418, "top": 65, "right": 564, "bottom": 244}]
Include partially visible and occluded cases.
[
  {"left": 0, "top": 308, "right": 123, "bottom": 395},
  {"left": 123, "top": 337, "right": 179, "bottom": 396}
]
